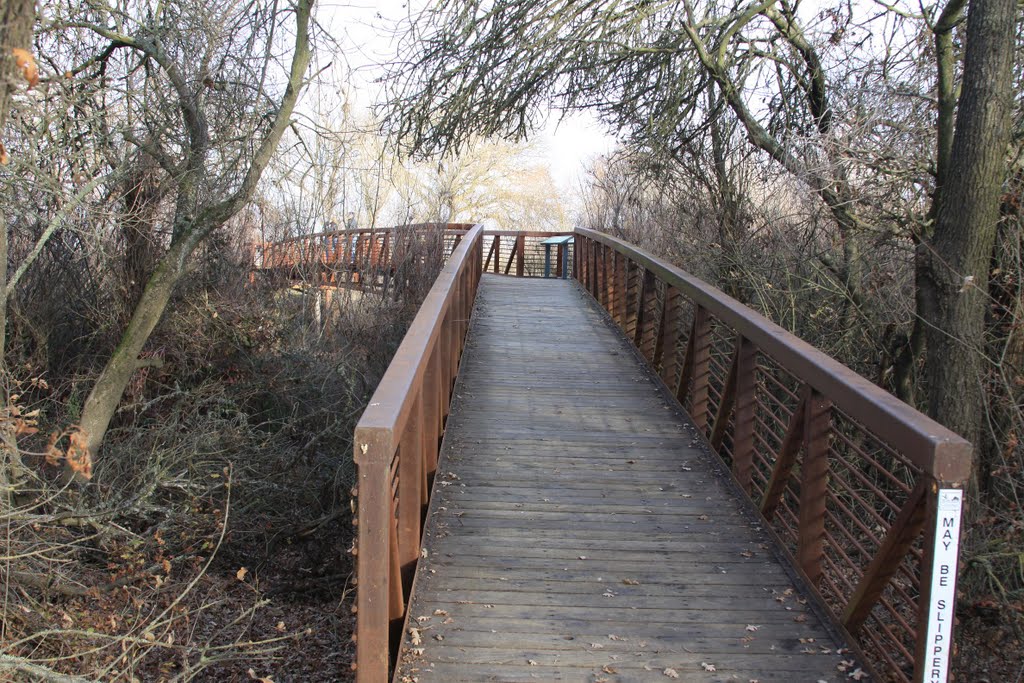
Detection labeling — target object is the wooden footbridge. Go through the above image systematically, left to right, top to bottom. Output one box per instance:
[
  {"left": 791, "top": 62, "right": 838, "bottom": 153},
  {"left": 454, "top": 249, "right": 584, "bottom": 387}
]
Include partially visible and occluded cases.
[{"left": 327, "top": 225, "right": 970, "bottom": 682}]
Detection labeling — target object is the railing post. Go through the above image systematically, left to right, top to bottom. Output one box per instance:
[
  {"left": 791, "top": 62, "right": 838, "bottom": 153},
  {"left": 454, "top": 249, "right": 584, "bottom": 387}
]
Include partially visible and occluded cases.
[
  {"left": 516, "top": 234, "right": 526, "bottom": 276},
  {"left": 573, "top": 234, "right": 581, "bottom": 283},
  {"left": 484, "top": 235, "right": 496, "bottom": 272},
  {"left": 587, "top": 237, "right": 596, "bottom": 295},
  {"left": 504, "top": 238, "right": 516, "bottom": 275},
  {"left": 582, "top": 238, "right": 589, "bottom": 292},
  {"left": 605, "top": 249, "right": 618, "bottom": 317},
  {"left": 614, "top": 251, "right": 627, "bottom": 326},
  {"left": 624, "top": 261, "right": 641, "bottom": 341},
  {"left": 637, "top": 269, "right": 658, "bottom": 361},
  {"left": 656, "top": 285, "right": 682, "bottom": 385},
  {"left": 679, "top": 305, "right": 713, "bottom": 430},
  {"left": 730, "top": 338, "right": 758, "bottom": 493},
  {"left": 797, "top": 389, "right": 832, "bottom": 586},
  {"left": 353, "top": 434, "right": 392, "bottom": 683}
]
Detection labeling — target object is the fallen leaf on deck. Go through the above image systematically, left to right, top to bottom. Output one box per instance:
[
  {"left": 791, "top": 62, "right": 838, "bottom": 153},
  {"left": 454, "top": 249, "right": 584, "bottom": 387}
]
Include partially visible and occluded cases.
[
  {"left": 701, "top": 662, "right": 716, "bottom": 672},
  {"left": 663, "top": 668, "right": 679, "bottom": 678}
]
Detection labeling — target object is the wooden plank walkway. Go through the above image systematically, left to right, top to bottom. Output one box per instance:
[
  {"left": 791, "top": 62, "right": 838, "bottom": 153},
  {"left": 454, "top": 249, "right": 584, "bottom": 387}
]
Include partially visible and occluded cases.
[{"left": 395, "top": 276, "right": 860, "bottom": 683}]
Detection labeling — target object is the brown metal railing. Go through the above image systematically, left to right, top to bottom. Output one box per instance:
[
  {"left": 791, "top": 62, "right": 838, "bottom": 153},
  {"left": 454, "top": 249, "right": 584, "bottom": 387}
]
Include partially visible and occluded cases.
[
  {"left": 252, "top": 223, "right": 474, "bottom": 287},
  {"left": 351, "top": 225, "right": 483, "bottom": 683},
  {"left": 253, "top": 226, "right": 574, "bottom": 287},
  {"left": 574, "top": 228, "right": 971, "bottom": 683},
  {"left": 480, "top": 230, "right": 574, "bottom": 277}
]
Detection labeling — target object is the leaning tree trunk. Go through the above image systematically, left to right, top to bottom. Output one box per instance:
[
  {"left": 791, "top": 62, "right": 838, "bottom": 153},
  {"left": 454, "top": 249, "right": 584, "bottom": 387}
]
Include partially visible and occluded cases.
[
  {"left": 71, "top": 0, "right": 314, "bottom": 479},
  {"left": 921, "top": 0, "right": 1016, "bottom": 496},
  {"left": 74, "top": 249, "right": 184, "bottom": 474}
]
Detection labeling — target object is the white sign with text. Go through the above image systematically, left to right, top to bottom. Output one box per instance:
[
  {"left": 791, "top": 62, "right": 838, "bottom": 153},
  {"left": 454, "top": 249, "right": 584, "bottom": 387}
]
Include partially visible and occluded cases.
[{"left": 923, "top": 488, "right": 963, "bottom": 682}]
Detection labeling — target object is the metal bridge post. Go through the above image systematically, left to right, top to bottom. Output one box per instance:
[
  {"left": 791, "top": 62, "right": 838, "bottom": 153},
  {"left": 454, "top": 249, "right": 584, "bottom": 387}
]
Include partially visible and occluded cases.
[{"left": 797, "top": 389, "right": 832, "bottom": 586}]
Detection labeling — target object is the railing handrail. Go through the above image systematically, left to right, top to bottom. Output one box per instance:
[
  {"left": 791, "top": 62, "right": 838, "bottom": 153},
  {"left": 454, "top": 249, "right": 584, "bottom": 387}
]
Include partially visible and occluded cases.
[
  {"left": 259, "top": 222, "right": 476, "bottom": 248},
  {"left": 355, "top": 224, "right": 484, "bottom": 457},
  {"left": 257, "top": 225, "right": 573, "bottom": 250},
  {"left": 576, "top": 227, "right": 971, "bottom": 483},
  {"left": 481, "top": 229, "right": 573, "bottom": 237}
]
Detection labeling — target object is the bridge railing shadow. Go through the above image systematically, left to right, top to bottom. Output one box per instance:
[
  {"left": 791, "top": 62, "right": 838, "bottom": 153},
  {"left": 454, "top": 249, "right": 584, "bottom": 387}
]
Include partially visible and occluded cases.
[{"left": 575, "top": 228, "right": 971, "bottom": 683}]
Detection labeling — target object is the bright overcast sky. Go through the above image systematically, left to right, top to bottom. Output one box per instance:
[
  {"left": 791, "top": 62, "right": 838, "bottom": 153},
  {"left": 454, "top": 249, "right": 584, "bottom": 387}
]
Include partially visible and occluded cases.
[{"left": 318, "top": 0, "right": 617, "bottom": 197}]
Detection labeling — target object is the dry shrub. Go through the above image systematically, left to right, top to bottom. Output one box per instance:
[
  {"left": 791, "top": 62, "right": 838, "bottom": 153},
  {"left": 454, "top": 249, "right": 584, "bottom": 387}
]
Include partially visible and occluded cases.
[{"left": 0, "top": 228, "right": 444, "bottom": 681}]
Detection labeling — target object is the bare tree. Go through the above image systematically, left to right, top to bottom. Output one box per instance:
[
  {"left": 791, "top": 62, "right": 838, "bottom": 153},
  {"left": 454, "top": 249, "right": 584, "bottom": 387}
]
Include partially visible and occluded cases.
[{"left": 29, "top": 0, "right": 317, "bottom": 473}]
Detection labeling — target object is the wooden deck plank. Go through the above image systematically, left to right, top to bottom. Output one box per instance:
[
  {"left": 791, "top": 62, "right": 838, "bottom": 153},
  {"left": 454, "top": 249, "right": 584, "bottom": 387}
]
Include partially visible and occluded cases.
[{"left": 395, "top": 276, "right": 858, "bottom": 683}]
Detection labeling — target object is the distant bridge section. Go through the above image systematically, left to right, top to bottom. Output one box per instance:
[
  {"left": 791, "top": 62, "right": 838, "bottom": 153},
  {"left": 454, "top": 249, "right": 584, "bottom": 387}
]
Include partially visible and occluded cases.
[{"left": 250, "top": 224, "right": 576, "bottom": 290}]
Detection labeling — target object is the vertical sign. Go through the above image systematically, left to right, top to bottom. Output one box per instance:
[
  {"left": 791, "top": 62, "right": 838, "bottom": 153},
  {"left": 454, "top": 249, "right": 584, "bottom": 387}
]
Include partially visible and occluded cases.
[{"left": 923, "top": 488, "right": 964, "bottom": 683}]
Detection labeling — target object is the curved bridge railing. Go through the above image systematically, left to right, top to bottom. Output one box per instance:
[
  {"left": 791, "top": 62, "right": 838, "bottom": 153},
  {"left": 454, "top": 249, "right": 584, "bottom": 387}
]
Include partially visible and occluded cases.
[
  {"left": 349, "top": 225, "right": 971, "bottom": 683},
  {"left": 574, "top": 227, "right": 971, "bottom": 683}
]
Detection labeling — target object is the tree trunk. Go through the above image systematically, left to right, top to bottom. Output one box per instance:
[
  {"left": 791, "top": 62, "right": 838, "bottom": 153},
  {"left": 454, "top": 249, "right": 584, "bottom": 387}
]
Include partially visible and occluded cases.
[
  {"left": 71, "top": 0, "right": 314, "bottom": 477},
  {"left": 921, "top": 0, "right": 1016, "bottom": 492},
  {"left": 75, "top": 251, "right": 182, "bottom": 472}
]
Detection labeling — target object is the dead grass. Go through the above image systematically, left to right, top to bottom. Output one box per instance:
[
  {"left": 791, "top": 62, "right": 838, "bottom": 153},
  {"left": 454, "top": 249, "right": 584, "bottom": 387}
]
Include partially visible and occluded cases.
[{"left": 0, "top": 268, "right": 428, "bottom": 681}]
